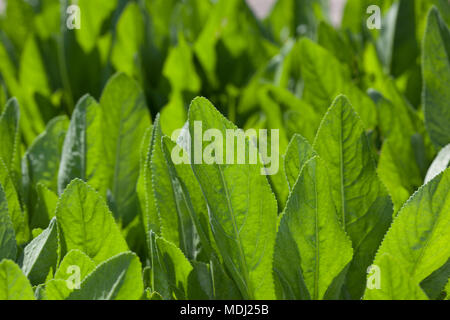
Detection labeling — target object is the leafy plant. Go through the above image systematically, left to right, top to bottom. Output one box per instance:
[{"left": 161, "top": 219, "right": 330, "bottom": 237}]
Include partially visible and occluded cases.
[{"left": 0, "top": 0, "right": 449, "bottom": 300}]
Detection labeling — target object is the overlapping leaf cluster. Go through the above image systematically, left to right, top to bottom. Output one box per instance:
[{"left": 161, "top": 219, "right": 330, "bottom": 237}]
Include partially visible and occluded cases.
[{"left": 0, "top": 0, "right": 449, "bottom": 300}]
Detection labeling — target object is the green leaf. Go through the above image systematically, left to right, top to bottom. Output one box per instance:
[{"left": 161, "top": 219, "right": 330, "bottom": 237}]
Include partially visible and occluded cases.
[
  {"left": 75, "top": 0, "right": 117, "bottom": 53},
  {"left": 266, "top": 0, "right": 329, "bottom": 41},
  {"left": 377, "top": 0, "right": 419, "bottom": 77},
  {"left": 111, "top": 2, "right": 144, "bottom": 79},
  {"left": 423, "top": 7, "right": 450, "bottom": 148},
  {"left": 298, "top": 38, "right": 377, "bottom": 130},
  {"left": 99, "top": 73, "right": 151, "bottom": 225},
  {"left": 371, "top": 90, "right": 424, "bottom": 212},
  {"left": 58, "top": 94, "right": 104, "bottom": 195},
  {"left": 313, "top": 95, "right": 393, "bottom": 298},
  {"left": 188, "top": 97, "right": 278, "bottom": 299},
  {"left": 0, "top": 98, "right": 21, "bottom": 185},
  {"left": 22, "top": 116, "right": 69, "bottom": 222},
  {"left": 136, "top": 125, "right": 159, "bottom": 235},
  {"left": 283, "top": 134, "right": 316, "bottom": 191},
  {"left": 161, "top": 135, "right": 215, "bottom": 261},
  {"left": 425, "top": 144, "right": 450, "bottom": 184},
  {"left": 274, "top": 156, "right": 353, "bottom": 300},
  {"left": 0, "top": 159, "right": 28, "bottom": 244},
  {"left": 364, "top": 168, "right": 450, "bottom": 299},
  {"left": 56, "top": 179, "right": 129, "bottom": 265},
  {"left": 0, "top": 183, "right": 17, "bottom": 261},
  {"left": 32, "top": 183, "right": 58, "bottom": 229},
  {"left": 21, "top": 218, "right": 58, "bottom": 286},
  {"left": 149, "top": 234, "right": 193, "bottom": 300},
  {"left": 54, "top": 249, "right": 96, "bottom": 282},
  {"left": 68, "top": 252, "right": 144, "bottom": 300},
  {"left": 364, "top": 254, "right": 429, "bottom": 300},
  {"left": 0, "top": 259, "right": 35, "bottom": 300},
  {"left": 445, "top": 279, "right": 450, "bottom": 299}
]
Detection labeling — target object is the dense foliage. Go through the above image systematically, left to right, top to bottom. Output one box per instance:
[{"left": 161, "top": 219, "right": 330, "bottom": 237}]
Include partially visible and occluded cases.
[{"left": 0, "top": 0, "right": 449, "bottom": 300}]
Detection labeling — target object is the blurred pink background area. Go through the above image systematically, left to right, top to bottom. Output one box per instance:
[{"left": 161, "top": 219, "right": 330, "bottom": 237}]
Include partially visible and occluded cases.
[{"left": 247, "top": 0, "right": 346, "bottom": 26}]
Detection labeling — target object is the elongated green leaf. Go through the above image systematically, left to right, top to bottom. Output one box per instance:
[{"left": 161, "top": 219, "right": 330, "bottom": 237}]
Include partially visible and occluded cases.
[
  {"left": 75, "top": 0, "right": 117, "bottom": 53},
  {"left": 111, "top": 2, "right": 144, "bottom": 79},
  {"left": 423, "top": 7, "right": 450, "bottom": 148},
  {"left": 298, "top": 38, "right": 377, "bottom": 129},
  {"left": 99, "top": 73, "right": 151, "bottom": 225},
  {"left": 371, "top": 90, "right": 425, "bottom": 212},
  {"left": 58, "top": 94, "right": 104, "bottom": 195},
  {"left": 313, "top": 95, "right": 393, "bottom": 298},
  {"left": 188, "top": 97, "right": 278, "bottom": 299},
  {"left": 0, "top": 98, "right": 21, "bottom": 184},
  {"left": 22, "top": 116, "right": 69, "bottom": 227},
  {"left": 151, "top": 117, "right": 195, "bottom": 257},
  {"left": 136, "top": 125, "right": 159, "bottom": 235},
  {"left": 283, "top": 134, "right": 316, "bottom": 191},
  {"left": 274, "top": 156, "right": 353, "bottom": 300},
  {"left": 0, "top": 159, "right": 28, "bottom": 244},
  {"left": 365, "top": 168, "right": 450, "bottom": 299},
  {"left": 56, "top": 179, "right": 129, "bottom": 265},
  {"left": 0, "top": 183, "right": 17, "bottom": 261},
  {"left": 22, "top": 218, "right": 58, "bottom": 286},
  {"left": 149, "top": 234, "right": 193, "bottom": 300},
  {"left": 68, "top": 252, "right": 144, "bottom": 300},
  {"left": 420, "top": 259, "right": 450, "bottom": 299},
  {"left": 0, "top": 260, "right": 35, "bottom": 300}
]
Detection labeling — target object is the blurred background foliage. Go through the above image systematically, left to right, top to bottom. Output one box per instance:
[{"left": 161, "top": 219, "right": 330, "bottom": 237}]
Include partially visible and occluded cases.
[{"left": 0, "top": 0, "right": 448, "bottom": 205}]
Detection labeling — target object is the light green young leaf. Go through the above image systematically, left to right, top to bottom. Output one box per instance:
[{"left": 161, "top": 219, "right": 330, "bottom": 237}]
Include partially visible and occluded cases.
[
  {"left": 75, "top": 0, "right": 117, "bottom": 53},
  {"left": 111, "top": 2, "right": 144, "bottom": 79},
  {"left": 423, "top": 7, "right": 450, "bottom": 148},
  {"left": 298, "top": 38, "right": 377, "bottom": 129},
  {"left": 99, "top": 73, "right": 151, "bottom": 225},
  {"left": 58, "top": 94, "right": 104, "bottom": 195},
  {"left": 313, "top": 95, "right": 393, "bottom": 298},
  {"left": 188, "top": 97, "right": 278, "bottom": 299},
  {"left": 283, "top": 134, "right": 316, "bottom": 191},
  {"left": 425, "top": 144, "right": 450, "bottom": 184},
  {"left": 274, "top": 156, "right": 353, "bottom": 300},
  {"left": 364, "top": 168, "right": 450, "bottom": 299},
  {"left": 56, "top": 179, "right": 129, "bottom": 265},
  {"left": 0, "top": 183, "right": 17, "bottom": 261},
  {"left": 22, "top": 218, "right": 58, "bottom": 286},
  {"left": 54, "top": 249, "right": 96, "bottom": 282},
  {"left": 68, "top": 252, "right": 144, "bottom": 300},
  {"left": 0, "top": 259, "right": 35, "bottom": 300},
  {"left": 44, "top": 279, "right": 72, "bottom": 300}
]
